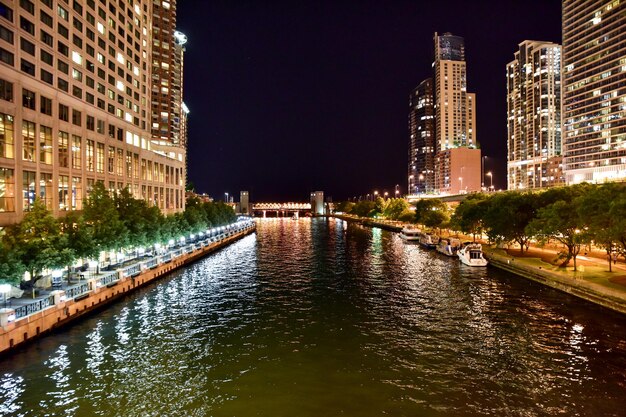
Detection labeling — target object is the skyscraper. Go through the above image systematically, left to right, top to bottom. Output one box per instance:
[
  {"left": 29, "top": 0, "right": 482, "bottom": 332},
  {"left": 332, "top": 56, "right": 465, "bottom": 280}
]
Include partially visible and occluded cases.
[
  {"left": 0, "top": 0, "right": 187, "bottom": 226},
  {"left": 562, "top": 0, "right": 626, "bottom": 184},
  {"left": 432, "top": 32, "right": 481, "bottom": 194},
  {"left": 433, "top": 32, "right": 477, "bottom": 152},
  {"left": 507, "top": 40, "right": 563, "bottom": 190},
  {"left": 408, "top": 78, "right": 435, "bottom": 194}
]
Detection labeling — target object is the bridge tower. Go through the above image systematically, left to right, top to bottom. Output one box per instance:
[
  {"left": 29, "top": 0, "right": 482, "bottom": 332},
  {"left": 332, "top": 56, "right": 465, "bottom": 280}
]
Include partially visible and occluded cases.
[
  {"left": 239, "top": 191, "right": 250, "bottom": 215},
  {"left": 310, "top": 191, "right": 325, "bottom": 216}
]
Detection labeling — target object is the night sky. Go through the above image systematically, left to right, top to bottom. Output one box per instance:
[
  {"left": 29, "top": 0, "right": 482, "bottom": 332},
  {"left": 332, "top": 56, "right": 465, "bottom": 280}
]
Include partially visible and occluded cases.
[{"left": 177, "top": 0, "right": 562, "bottom": 202}]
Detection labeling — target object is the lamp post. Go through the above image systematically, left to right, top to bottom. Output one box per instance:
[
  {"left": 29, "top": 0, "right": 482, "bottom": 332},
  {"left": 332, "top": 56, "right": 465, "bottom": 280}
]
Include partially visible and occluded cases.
[
  {"left": 487, "top": 171, "right": 493, "bottom": 191},
  {"left": 418, "top": 174, "right": 424, "bottom": 195},
  {"left": 459, "top": 177, "right": 463, "bottom": 194},
  {"left": 395, "top": 184, "right": 400, "bottom": 197},
  {"left": 374, "top": 190, "right": 378, "bottom": 200},
  {"left": 384, "top": 191, "right": 388, "bottom": 199},
  {"left": 225, "top": 192, "right": 229, "bottom": 202}
]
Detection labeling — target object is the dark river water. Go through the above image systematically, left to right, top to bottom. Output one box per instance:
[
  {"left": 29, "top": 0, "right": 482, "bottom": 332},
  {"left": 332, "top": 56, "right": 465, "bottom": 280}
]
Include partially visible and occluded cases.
[{"left": 2, "top": 218, "right": 626, "bottom": 416}]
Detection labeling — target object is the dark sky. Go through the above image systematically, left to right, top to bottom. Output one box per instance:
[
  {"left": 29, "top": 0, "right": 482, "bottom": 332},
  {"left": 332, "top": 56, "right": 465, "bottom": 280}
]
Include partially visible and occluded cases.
[{"left": 177, "top": 0, "right": 561, "bottom": 202}]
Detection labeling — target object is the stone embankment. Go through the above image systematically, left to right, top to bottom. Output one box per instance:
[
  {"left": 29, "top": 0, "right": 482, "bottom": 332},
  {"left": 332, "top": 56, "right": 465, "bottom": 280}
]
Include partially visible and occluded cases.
[{"left": 0, "top": 221, "right": 256, "bottom": 356}]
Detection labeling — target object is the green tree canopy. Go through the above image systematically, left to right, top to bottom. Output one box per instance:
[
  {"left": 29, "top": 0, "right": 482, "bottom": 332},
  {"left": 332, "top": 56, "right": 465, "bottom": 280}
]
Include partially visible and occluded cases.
[
  {"left": 83, "top": 182, "right": 128, "bottom": 253},
  {"left": 482, "top": 191, "right": 538, "bottom": 253},
  {"left": 450, "top": 194, "right": 488, "bottom": 241}
]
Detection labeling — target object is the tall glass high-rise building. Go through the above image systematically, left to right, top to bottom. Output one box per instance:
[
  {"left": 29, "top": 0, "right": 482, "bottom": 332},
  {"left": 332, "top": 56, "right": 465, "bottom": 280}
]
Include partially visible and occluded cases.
[
  {"left": 0, "top": 0, "right": 187, "bottom": 226},
  {"left": 562, "top": 0, "right": 626, "bottom": 184},
  {"left": 507, "top": 40, "right": 563, "bottom": 190},
  {"left": 408, "top": 78, "right": 435, "bottom": 194}
]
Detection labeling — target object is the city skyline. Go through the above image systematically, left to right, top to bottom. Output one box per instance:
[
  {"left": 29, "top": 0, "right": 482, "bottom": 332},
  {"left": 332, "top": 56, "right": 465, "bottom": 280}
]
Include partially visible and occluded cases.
[{"left": 178, "top": 0, "right": 562, "bottom": 201}]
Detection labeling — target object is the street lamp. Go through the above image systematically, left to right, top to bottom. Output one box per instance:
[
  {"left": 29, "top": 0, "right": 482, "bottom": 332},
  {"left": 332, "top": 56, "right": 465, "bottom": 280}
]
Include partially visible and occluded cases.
[
  {"left": 487, "top": 171, "right": 493, "bottom": 191},
  {"left": 418, "top": 174, "right": 424, "bottom": 195},
  {"left": 459, "top": 177, "right": 463, "bottom": 194},
  {"left": 395, "top": 184, "right": 400, "bottom": 197},
  {"left": 374, "top": 190, "right": 378, "bottom": 200},
  {"left": 384, "top": 191, "right": 389, "bottom": 199},
  {"left": 225, "top": 192, "right": 229, "bottom": 202}
]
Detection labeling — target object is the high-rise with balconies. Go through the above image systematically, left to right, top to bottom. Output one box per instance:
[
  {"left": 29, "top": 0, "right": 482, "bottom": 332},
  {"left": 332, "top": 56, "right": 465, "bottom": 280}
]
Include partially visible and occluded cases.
[
  {"left": 0, "top": 0, "right": 187, "bottom": 227},
  {"left": 562, "top": 0, "right": 626, "bottom": 184},
  {"left": 507, "top": 40, "right": 563, "bottom": 190}
]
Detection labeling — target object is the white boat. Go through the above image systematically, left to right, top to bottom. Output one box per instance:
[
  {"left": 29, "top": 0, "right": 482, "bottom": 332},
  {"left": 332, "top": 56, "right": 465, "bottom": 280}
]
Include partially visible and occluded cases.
[
  {"left": 400, "top": 227, "right": 421, "bottom": 241},
  {"left": 419, "top": 233, "right": 439, "bottom": 249},
  {"left": 436, "top": 238, "right": 461, "bottom": 257},
  {"left": 457, "top": 243, "right": 488, "bottom": 267}
]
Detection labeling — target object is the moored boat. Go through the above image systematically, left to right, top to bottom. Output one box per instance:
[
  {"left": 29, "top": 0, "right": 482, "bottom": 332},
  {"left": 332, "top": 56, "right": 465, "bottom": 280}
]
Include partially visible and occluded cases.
[
  {"left": 400, "top": 226, "right": 421, "bottom": 241},
  {"left": 419, "top": 232, "right": 439, "bottom": 249},
  {"left": 436, "top": 238, "right": 461, "bottom": 257},
  {"left": 457, "top": 243, "right": 488, "bottom": 267}
]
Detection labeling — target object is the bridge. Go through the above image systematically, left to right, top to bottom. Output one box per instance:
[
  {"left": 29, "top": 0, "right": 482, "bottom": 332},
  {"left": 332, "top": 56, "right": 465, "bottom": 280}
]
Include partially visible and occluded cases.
[{"left": 251, "top": 202, "right": 312, "bottom": 218}]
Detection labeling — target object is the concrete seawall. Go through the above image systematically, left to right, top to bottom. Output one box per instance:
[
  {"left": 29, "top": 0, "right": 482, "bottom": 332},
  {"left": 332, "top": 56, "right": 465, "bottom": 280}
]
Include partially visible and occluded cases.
[
  {"left": 332, "top": 214, "right": 626, "bottom": 315},
  {"left": 0, "top": 224, "right": 256, "bottom": 356},
  {"left": 484, "top": 249, "right": 626, "bottom": 315}
]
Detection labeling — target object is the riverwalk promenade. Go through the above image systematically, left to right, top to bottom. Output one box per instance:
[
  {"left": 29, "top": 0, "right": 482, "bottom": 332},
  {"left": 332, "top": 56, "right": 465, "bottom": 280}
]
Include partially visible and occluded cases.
[
  {"left": 331, "top": 214, "right": 626, "bottom": 315},
  {"left": 0, "top": 220, "right": 256, "bottom": 356}
]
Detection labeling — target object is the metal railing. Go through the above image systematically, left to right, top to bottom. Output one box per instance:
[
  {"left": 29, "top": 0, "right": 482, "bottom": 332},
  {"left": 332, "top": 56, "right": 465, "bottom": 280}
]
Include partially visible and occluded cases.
[
  {"left": 144, "top": 257, "right": 158, "bottom": 269},
  {"left": 122, "top": 263, "right": 141, "bottom": 278},
  {"left": 94, "top": 271, "right": 119, "bottom": 287},
  {"left": 65, "top": 282, "right": 90, "bottom": 299},
  {"left": 14, "top": 295, "right": 55, "bottom": 319}
]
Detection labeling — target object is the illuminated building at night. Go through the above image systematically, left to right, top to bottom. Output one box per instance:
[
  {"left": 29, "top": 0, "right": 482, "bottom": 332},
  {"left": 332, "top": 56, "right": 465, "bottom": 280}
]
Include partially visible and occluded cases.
[
  {"left": 0, "top": 0, "right": 187, "bottom": 226},
  {"left": 562, "top": 0, "right": 626, "bottom": 184},
  {"left": 409, "top": 32, "right": 480, "bottom": 194},
  {"left": 506, "top": 40, "right": 563, "bottom": 190},
  {"left": 408, "top": 78, "right": 435, "bottom": 194}
]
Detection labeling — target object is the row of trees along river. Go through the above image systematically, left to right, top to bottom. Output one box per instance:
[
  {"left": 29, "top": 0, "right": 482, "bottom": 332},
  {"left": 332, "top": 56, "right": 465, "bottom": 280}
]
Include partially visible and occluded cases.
[
  {"left": 0, "top": 182, "right": 237, "bottom": 289},
  {"left": 335, "top": 183, "right": 626, "bottom": 272}
]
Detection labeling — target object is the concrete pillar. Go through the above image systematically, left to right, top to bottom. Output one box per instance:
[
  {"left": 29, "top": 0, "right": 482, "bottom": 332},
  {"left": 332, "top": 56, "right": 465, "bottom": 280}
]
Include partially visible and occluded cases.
[
  {"left": 50, "top": 290, "right": 67, "bottom": 307},
  {"left": 0, "top": 308, "right": 16, "bottom": 330}
]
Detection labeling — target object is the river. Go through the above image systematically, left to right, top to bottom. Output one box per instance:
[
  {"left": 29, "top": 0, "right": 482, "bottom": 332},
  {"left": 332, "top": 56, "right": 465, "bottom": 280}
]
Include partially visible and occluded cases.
[{"left": 1, "top": 218, "right": 626, "bottom": 416}]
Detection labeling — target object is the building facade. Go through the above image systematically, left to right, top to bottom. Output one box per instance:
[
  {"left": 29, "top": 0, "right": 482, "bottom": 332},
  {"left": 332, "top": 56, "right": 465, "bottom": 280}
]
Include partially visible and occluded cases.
[
  {"left": 0, "top": 0, "right": 187, "bottom": 226},
  {"left": 562, "top": 0, "right": 626, "bottom": 184},
  {"left": 507, "top": 40, "right": 563, "bottom": 190},
  {"left": 408, "top": 78, "right": 435, "bottom": 194},
  {"left": 434, "top": 147, "right": 482, "bottom": 194}
]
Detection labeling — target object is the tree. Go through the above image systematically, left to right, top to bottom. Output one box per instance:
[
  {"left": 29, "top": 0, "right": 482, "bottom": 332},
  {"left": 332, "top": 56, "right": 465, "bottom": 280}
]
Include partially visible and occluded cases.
[
  {"left": 83, "top": 182, "right": 128, "bottom": 259},
  {"left": 577, "top": 184, "right": 623, "bottom": 271},
  {"left": 115, "top": 187, "right": 149, "bottom": 249},
  {"left": 483, "top": 191, "right": 537, "bottom": 253},
  {"left": 450, "top": 194, "right": 488, "bottom": 241},
  {"left": 382, "top": 198, "right": 409, "bottom": 220},
  {"left": 5, "top": 199, "right": 71, "bottom": 296},
  {"left": 527, "top": 199, "right": 587, "bottom": 271},
  {"left": 333, "top": 201, "right": 354, "bottom": 214},
  {"left": 349, "top": 201, "right": 376, "bottom": 218},
  {"left": 58, "top": 211, "right": 97, "bottom": 282},
  {"left": 0, "top": 240, "right": 25, "bottom": 286}
]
